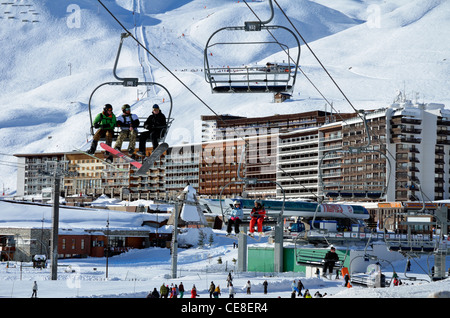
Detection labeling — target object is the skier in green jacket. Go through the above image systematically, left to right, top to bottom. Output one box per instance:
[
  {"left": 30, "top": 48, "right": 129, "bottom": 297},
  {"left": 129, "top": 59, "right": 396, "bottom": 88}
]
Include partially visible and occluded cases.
[{"left": 88, "top": 104, "right": 117, "bottom": 161}]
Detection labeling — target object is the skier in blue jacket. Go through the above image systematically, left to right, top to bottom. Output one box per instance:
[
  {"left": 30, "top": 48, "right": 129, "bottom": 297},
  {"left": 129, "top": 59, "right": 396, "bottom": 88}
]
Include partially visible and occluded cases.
[{"left": 227, "top": 201, "right": 244, "bottom": 235}]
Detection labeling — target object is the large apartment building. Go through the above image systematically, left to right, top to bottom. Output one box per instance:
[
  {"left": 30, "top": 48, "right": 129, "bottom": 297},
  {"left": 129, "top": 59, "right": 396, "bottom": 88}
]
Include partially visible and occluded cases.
[
  {"left": 14, "top": 101, "right": 450, "bottom": 202},
  {"left": 200, "top": 110, "right": 351, "bottom": 142},
  {"left": 15, "top": 152, "right": 66, "bottom": 198}
]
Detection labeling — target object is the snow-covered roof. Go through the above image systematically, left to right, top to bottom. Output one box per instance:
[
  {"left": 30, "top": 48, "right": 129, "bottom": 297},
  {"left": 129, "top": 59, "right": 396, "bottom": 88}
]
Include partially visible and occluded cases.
[
  {"left": 392, "top": 107, "right": 422, "bottom": 118},
  {"left": 0, "top": 200, "right": 169, "bottom": 233}
]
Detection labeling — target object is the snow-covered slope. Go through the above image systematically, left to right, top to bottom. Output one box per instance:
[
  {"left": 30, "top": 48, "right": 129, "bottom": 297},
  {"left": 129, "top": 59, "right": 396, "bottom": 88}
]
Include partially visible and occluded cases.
[{"left": 1, "top": 0, "right": 450, "bottom": 192}]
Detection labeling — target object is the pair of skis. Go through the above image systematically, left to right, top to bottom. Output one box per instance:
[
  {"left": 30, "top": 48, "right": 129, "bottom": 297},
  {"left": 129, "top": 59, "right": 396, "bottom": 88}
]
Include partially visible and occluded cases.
[{"left": 76, "top": 142, "right": 168, "bottom": 176}]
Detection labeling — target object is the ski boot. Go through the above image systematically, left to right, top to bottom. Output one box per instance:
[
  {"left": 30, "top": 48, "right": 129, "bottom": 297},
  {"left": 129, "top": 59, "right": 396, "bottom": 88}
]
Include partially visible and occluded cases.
[
  {"left": 87, "top": 140, "right": 98, "bottom": 155},
  {"left": 104, "top": 151, "right": 113, "bottom": 163}
]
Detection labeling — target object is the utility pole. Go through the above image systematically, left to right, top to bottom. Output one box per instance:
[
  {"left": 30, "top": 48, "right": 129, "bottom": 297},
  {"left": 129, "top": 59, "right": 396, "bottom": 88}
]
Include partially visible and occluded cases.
[
  {"left": 40, "top": 160, "right": 76, "bottom": 280},
  {"left": 50, "top": 175, "right": 60, "bottom": 280},
  {"left": 171, "top": 201, "right": 181, "bottom": 279},
  {"left": 433, "top": 206, "right": 449, "bottom": 280},
  {"left": 105, "top": 214, "right": 110, "bottom": 279}
]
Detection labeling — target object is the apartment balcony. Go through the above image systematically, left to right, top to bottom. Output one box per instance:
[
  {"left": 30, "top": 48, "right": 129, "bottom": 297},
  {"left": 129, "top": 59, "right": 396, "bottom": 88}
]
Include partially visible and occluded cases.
[
  {"left": 390, "top": 117, "right": 422, "bottom": 125},
  {"left": 437, "top": 118, "right": 450, "bottom": 126},
  {"left": 391, "top": 126, "right": 422, "bottom": 135},
  {"left": 437, "top": 128, "right": 450, "bottom": 135},
  {"left": 390, "top": 136, "right": 421, "bottom": 144},
  {"left": 436, "top": 138, "right": 450, "bottom": 145},
  {"left": 408, "top": 166, "right": 420, "bottom": 173},
  {"left": 395, "top": 172, "right": 408, "bottom": 181},
  {"left": 435, "top": 186, "right": 445, "bottom": 193}
]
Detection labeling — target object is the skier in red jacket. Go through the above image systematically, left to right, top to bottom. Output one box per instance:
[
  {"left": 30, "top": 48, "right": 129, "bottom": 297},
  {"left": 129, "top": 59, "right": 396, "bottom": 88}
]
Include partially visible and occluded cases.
[{"left": 249, "top": 200, "right": 266, "bottom": 236}]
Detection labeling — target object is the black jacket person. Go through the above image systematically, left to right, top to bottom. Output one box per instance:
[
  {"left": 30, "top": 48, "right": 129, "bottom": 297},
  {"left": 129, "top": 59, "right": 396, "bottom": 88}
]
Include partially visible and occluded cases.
[
  {"left": 137, "top": 104, "right": 166, "bottom": 157},
  {"left": 323, "top": 247, "right": 339, "bottom": 276}
]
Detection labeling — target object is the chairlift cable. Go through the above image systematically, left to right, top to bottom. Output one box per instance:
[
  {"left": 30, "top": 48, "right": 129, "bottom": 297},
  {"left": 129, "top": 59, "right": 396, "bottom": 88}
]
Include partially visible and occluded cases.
[{"left": 0, "top": 161, "right": 25, "bottom": 168}]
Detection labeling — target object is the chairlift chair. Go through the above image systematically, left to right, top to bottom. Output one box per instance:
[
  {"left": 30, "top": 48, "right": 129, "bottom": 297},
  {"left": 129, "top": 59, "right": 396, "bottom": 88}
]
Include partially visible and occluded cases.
[
  {"left": 203, "top": 0, "right": 300, "bottom": 94},
  {"left": 88, "top": 33, "right": 173, "bottom": 144}
]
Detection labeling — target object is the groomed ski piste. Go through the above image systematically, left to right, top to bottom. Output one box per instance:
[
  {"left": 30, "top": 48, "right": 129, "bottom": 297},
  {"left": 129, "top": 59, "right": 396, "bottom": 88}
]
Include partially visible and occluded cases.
[{"left": 0, "top": 198, "right": 448, "bottom": 299}]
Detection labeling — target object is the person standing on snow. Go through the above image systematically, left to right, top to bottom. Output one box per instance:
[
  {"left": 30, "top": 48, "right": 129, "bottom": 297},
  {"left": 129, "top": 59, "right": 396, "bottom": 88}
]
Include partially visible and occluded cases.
[
  {"left": 88, "top": 104, "right": 117, "bottom": 161},
  {"left": 114, "top": 104, "right": 140, "bottom": 159},
  {"left": 137, "top": 104, "right": 166, "bottom": 157},
  {"left": 249, "top": 200, "right": 266, "bottom": 236},
  {"left": 227, "top": 201, "right": 244, "bottom": 235},
  {"left": 322, "top": 247, "right": 339, "bottom": 278},
  {"left": 226, "top": 272, "right": 233, "bottom": 287},
  {"left": 297, "top": 279, "right": 304, "bottom": 296},
  {"left": 245, "top": 280, "right": 251, "bottom": 295},
  {"left": 263, "top": 280, "right": 268, "bottom": 294},
  {"left": 291, "top": 280, "right": 297, "bottom": 298},
  {"left": 31, "top": 281, "right": 38, "bottom": 298},
  {"left": 209, "top": 281, "right": 215, "bottom": 298},
  {"left": 179, "top": 282, "right": 185, "bottom": 298},
  {"left": 228, "top": 282, "right": 235, "bottom": 298},
  {"left": 160, "top": 283, "right": 168, "bottom": 298},
  {"left": 171, "top": 284, "right": 178, "bottom": 298},
  {"left": 190, "top": 284, "right": 199, "bottom": 298},
  {"left": 213, "top": 285, "right": 221, "bottom": 298},
  {"left": 147, "top": 287, "right": 159, "bottom": 298},
  {"left": 152, "top": 288, "right": 160, "bottom": 298},
  {"left": 303, "top": 289, "right": 312, "bottom": 298}
]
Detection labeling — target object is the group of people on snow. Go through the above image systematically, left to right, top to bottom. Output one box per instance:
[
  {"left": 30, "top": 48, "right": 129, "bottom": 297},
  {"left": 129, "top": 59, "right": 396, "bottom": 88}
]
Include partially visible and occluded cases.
[
  {"left": 88, "top": 103, "right": 166, "bottom": 161},
  {"left": 146, "top": 275, "right": 330, "bottom": 298},
  {"left": 148, "top": 282, "right": 187, "bottom": 298}
]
